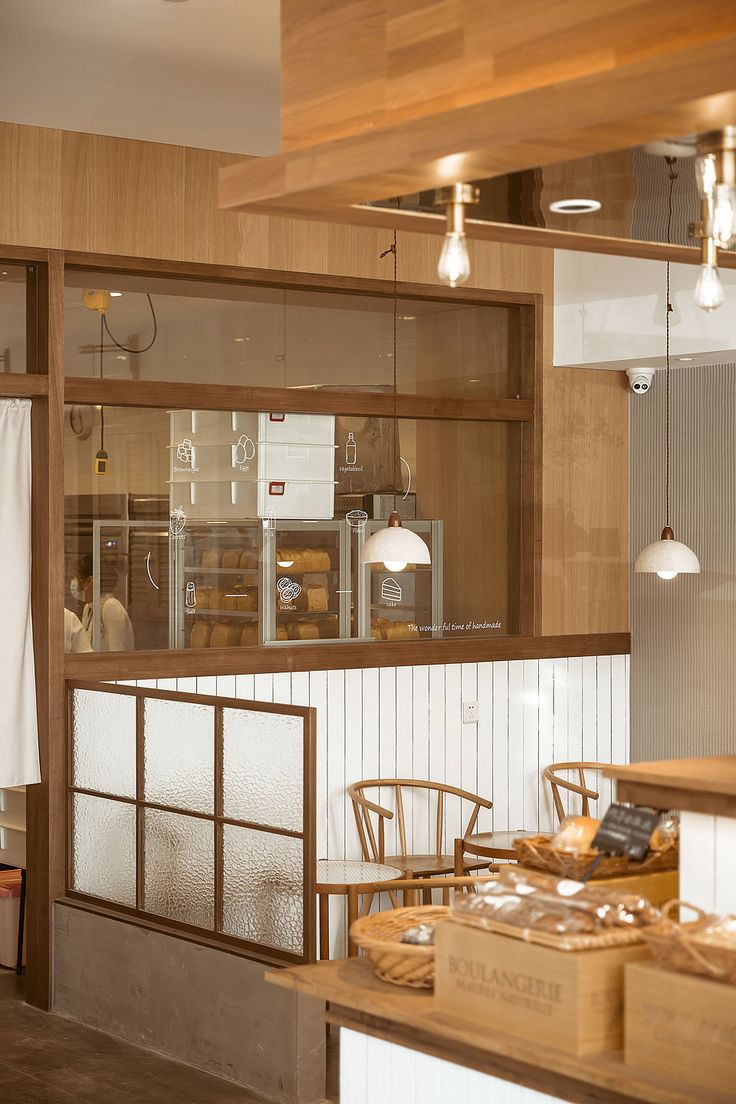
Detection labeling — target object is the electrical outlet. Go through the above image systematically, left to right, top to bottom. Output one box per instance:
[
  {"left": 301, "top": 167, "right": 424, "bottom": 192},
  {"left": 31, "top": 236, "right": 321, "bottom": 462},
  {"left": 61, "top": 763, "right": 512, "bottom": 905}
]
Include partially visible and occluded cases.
[{"left": 462, "top": 700, "right": 479, "bottom": 724}]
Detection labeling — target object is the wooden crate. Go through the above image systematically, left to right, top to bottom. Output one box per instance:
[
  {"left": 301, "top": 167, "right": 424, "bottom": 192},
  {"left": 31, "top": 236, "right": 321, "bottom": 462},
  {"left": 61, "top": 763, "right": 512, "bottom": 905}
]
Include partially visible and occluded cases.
[
  {"left": 592, "top": 869, "right": 679, "bottom": 908},
  {"left": 434, "top": 920, "right": 649, "bottom": 1056},
  {"left": 625, "top": 961, "right": 736, "bottom": 1098}
]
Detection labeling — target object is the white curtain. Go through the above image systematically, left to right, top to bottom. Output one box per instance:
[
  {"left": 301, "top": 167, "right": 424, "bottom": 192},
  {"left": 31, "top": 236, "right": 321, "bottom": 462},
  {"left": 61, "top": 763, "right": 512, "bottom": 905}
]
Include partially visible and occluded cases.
[{"left": 0, "top": 399, "right": 40, "bottom": 786}]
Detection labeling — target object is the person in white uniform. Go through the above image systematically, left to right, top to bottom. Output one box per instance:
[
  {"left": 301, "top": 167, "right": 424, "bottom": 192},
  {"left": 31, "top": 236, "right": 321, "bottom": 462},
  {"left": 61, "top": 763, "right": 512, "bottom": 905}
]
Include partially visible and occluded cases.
[
  {"left": 71, "top": 553, "right": 135, "bottom": 652},
  {"left": 64, "top": 607, "right": 92, "bottom": 653}
]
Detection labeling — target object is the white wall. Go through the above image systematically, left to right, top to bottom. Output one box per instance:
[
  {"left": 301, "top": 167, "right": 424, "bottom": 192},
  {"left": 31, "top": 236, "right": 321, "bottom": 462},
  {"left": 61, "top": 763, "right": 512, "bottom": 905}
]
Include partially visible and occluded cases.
[{"left": 126, "top": 653, "right": 629, "bottom": 956}]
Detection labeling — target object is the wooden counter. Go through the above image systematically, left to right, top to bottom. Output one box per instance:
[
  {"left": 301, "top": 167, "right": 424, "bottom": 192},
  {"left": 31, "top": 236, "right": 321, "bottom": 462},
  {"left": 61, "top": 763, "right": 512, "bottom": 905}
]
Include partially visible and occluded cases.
[
  {"left": 605, "top": 755, "right": 736, "bottom": 817},
  {"left": 267, "top": 957, "right": 734, "bottom": 1104}
]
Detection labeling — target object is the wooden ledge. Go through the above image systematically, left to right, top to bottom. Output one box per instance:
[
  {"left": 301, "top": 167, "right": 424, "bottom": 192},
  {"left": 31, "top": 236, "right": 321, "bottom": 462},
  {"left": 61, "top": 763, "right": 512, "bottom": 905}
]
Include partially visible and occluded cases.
[
  {"left": 64, "top": 633, "right": 630, "bottom": 681},
  {"left": 605, "top": 756, "right": 736, "bottom": 818},
  {"left": 267, "top": 957, "right": 732, "bottom": 1104}
]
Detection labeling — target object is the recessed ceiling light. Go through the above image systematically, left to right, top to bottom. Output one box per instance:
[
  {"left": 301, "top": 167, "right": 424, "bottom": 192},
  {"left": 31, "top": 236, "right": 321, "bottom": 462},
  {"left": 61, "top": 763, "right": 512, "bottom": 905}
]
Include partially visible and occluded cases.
[
  {"left": 548, "top": 198, "right": 602, "bottom": 215},
  {"left": 1, "top": 271, "right": 7, "bottom": 276},
  {"left": 110, "top": 291, "right": 123, "bottom": 297},
  {"left": 401, "top": 315, "right": 416, "bottom": 321},
  {"left": 234, "top": 337, "right": 245, "bottom": 342},
  {"left": 678, "top": 356, "right": 695, "bottom": 362},
  {"left": 468, "top": 378, "right": 480, "bottom": 383}
]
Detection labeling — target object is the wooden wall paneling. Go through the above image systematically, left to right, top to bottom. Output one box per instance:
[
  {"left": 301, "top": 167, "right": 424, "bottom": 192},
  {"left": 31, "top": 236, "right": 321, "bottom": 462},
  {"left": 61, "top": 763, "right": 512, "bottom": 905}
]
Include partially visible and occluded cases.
[
  {"left": 280, "top": 1, "right": 736, "bottom": 150},
  {"left": 0, "top": 124, "right": 62, "bottom": 248},
  {"left": 26, "top": 251, "right": 66, "bottom": 1010},
  {"left": 541, "top": 366, "right": 629, "bottom": 635}
]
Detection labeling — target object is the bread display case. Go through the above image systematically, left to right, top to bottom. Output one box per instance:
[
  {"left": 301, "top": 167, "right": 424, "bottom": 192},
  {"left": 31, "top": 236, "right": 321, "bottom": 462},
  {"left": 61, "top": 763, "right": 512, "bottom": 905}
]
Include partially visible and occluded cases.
[
  {"left": 172, "top": 518, "right": 350, "bottom": 647},
  {"left": 357, "top": 519, "right": 443, "bottom": 641},
  {"left": 263, "top": 520, "right": 350, "bottom": 644},
  {"left": 172, "top": 521, "right": 264, "bottom": 648}
]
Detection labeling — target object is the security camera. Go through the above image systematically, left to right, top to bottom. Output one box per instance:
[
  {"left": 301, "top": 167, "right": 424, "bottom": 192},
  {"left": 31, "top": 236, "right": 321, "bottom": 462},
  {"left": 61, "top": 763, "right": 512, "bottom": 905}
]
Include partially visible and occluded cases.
[{"left": 626, "top": 367, "right": 655, "bottom": 394}]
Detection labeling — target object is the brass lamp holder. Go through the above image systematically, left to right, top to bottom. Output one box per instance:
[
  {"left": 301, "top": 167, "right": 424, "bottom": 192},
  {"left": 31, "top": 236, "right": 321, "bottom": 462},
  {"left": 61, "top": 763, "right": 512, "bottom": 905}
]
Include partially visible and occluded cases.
[{"left": 433, "top": 183, "right": 480, "bottom": 233}]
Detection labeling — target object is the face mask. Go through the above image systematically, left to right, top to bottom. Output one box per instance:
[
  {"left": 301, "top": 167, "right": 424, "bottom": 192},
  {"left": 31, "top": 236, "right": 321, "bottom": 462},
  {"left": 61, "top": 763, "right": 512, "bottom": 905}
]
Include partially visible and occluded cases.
[{"left": 70, "top": 578, "right": 85, "bottom": 602}]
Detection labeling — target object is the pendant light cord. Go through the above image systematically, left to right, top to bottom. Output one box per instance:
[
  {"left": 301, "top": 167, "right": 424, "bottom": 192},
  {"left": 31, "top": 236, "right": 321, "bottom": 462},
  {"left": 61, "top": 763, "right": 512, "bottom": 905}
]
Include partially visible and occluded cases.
[
  {"left": 664, "top": 156, "right": 678, "bottom": 529},
  {"left": 380, "top": 225, "right": 399, "bottom": 510},
  {"left": 103, "top": 293, "right": 158, "bottom": 354},
  {"left": 99, "top": 310, "right": 105, "bottom": 453}
]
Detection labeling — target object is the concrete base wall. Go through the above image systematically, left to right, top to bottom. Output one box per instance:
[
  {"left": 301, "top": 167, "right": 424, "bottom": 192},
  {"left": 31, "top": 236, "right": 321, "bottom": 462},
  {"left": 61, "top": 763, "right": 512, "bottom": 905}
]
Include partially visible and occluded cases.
[{"left": 53, "top": 904, "right": 326, "bottom": 1104}]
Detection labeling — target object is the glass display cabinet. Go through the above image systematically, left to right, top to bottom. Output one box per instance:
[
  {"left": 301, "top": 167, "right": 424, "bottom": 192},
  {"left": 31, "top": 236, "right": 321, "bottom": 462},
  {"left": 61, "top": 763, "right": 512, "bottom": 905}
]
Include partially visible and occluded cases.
[
  {"left": 264, "top": 520, "right": 350, "bottom": 644},
  {"left": 357, "top": 520, "right": 443, "bottom": 641},
  {"left": 172, "top": 521, "right": 264, "bottom": 648}
]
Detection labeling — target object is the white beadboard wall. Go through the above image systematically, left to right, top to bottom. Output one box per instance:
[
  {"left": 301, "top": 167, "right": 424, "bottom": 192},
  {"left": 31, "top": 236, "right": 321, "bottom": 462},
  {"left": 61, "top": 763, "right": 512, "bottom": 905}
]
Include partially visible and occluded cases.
[
  {"left": 125, "top": 654, "right": 629, "bottom": 955},
  {"left": 679, "top": 812, "right": 736, "bottom": 915},
  {"left": 342, "top": 1028, "right": 567, "bottom": 1104}
]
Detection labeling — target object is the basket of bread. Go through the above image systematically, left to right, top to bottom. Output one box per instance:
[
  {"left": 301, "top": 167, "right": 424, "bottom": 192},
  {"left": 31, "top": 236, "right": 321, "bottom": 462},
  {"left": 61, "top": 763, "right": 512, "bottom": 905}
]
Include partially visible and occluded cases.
[
  {"left": 514, "top": 814, "right": 678, "bottom": 881},
  {"left": 641, "top": 900, "right": 736, "bottom": 985},
  {"left": 350, "top": 905, "right": 448, "bottom": 988}
]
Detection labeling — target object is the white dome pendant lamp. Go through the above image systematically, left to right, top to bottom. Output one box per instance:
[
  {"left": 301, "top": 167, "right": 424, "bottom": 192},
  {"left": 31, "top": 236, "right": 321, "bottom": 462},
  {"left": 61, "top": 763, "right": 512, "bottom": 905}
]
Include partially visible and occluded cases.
[
  {"left": 635, "top": 157, "right": 699, "bottom": 581},
  {"left": 360, "top": 229, "right": 431, "bottom": 573}
]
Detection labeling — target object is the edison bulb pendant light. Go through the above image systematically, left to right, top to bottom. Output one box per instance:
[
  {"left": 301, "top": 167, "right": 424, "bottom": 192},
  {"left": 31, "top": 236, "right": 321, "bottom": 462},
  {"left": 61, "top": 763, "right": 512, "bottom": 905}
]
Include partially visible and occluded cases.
[
  {"left": 434, "top": 183, "right": 479, "bottom": 288},
  {"left": 437, "top": 232, "right": 471, "bottom": 287},
  {"left": 694, "top": 262, "right": 724, "bottom": 311},
  {"left": 360, "top": 512, "right": 431, "bottom": 570},
  {"left": 635, "top": 526, "right": 700, "bottom": 580}
]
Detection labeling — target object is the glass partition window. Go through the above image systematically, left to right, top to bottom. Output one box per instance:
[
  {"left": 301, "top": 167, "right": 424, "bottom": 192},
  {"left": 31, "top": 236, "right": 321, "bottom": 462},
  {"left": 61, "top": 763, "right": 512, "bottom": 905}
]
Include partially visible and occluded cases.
[
  {"left": 0, "top": 264, "right": 29, "bottom": 373},
  {"left": 63, "top": 270, "right": 524, "bottom": 399},
  {"left": 64, "top": 404, "right": 524, "bottom": 649},
  {"left": 68, "top": 684, "right": 315, "bottom": 962}
]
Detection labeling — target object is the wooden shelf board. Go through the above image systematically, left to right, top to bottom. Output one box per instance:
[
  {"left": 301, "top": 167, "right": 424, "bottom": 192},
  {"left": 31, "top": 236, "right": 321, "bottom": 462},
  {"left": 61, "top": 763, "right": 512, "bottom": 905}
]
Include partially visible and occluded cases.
[
  {"left": 605, "top": 756, "right": 736, "bottom": 817},
  {"left": 267, "top": 957, "right": 733, "bottom": 1104}
]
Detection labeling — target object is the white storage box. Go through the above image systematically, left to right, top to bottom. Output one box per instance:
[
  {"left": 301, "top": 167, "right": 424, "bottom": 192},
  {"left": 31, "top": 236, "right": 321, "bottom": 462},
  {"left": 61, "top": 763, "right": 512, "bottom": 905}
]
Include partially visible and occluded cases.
[
  {"left": 259, "top": 412, "right": 335, "bottom": 448},
  {"left": 258, "top": 440, "right": 335, "bottom": 482},
  {"left": 257, "top": 478, "right": 336, "bottom": 520}
]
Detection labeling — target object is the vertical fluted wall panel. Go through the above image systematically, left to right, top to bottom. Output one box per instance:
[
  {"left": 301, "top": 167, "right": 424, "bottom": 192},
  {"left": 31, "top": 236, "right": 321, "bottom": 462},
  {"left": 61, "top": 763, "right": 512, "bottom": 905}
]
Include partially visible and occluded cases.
[{"left": 631, "top": 361, "right": 736, "bottom": 760}]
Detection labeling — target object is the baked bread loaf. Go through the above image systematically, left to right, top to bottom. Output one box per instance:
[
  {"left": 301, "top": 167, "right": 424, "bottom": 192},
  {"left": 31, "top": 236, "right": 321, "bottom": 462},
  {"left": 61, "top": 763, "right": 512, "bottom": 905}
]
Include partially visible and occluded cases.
[
  {"left": 201, "top": 548, "right": 220, "bottom": 568},
  {"left": 276, "top": 548, "right": 331, "bottom": 573},
  {"left": 221, "top": 550, "right": 240, "bottom": 569},
  {"left": 239, "top": 550, "right": 258, "bottom": 570},
  {"left": 306, "top": 585, "right": 329, "bottom": 612},
  {"left": 236, "top": 586, "right": 258, "bottom": 612},
  {"left": 195, "top": 587, "right": 210, "bottom": 609},
  {"left": 207, "top": 587, "right": 225, "bottom": 611},
  {"left": 221, "top": 590, "right": 237, "bottom": 612},
  {"left": 189, "top": 621, "right": 212, "bottom": 649},
  {"left": 289, "top": 621, "right": 320, "bottom": 640},
  {"left": 384, "top": 621, "right": 417, "bottom": 641},
  {"left": 209, "top": 622, "right": 239, "bottom": 648},
  {"left": 239, "top": 624, "right": 258, "bottom": 646},
  {"left": 276, "top": 625, "right": 289, "bottom": 640},
  {"left": 552, "top": 816, "right": 601, "bottom": 855}
]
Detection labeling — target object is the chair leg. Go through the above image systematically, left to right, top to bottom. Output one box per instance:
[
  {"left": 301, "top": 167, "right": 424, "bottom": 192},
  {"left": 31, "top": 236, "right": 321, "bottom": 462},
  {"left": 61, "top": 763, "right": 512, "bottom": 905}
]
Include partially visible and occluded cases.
[
  {"left": 453, "top": 837, "right": 465, "bottom": 877},
  {"left": 16, "top": 868, "right": 26, "bottom": 976},
  {"left": 421, "top": 877, "right": 432, "bottom": 906},
  {"left": 347, "top": 888, "right": 359, "bottom": 957},
  {"left": 319, "top": 892, "right": 330, "bottom": 960}
]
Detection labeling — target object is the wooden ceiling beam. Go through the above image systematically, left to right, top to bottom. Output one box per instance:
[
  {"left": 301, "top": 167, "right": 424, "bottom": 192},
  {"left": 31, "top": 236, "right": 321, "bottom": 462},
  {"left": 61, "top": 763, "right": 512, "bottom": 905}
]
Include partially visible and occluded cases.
[{"left": 220, "top": 32, "right": 736, "bottom": 256}]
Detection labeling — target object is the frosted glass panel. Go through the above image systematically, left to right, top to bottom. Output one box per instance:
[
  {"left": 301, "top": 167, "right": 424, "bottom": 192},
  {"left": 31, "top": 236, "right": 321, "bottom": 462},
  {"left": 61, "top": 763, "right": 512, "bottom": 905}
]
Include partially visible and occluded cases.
[
  {"left": 72, "top": 689, "right": 136, "bottom": 798},
  {"left": 143, "top": 698, "right": 214, "bottom": 813},
  {"left": 222, "top": 709, "right": 302, "bottom": 831},
  {"left": 71, "top": 793, "right": 136, "bottom": 906},
  {"left": 143, "top": 808, "right": 214, "bottom": 928},
  {"left": 222, "top": 824, "right": 303, "bottom": 953}
]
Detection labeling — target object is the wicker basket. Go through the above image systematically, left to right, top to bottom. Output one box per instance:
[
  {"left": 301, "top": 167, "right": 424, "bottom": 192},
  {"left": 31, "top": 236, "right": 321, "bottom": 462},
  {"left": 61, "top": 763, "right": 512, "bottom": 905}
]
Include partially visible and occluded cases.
[
  {"left": 514, "top": 834, "right": 678, "bottom": 881},
  {"left": 642, "top": 900, "right": 736, "bottom": 985},
  {"left": 349, "top": 905, "right": 448, "bottom": 989}
]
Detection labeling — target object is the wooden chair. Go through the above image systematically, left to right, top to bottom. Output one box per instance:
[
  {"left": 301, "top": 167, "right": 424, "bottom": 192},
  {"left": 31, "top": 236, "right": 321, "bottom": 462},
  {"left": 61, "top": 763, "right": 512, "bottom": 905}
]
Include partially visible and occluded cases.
[
  {"left": 543, "top": 761, "right": 616, "bottom": 823},
  {"left": 347, "top": 779, "right": 493, "bottom": 883},
  {"left": 346, "top": 873, "right": 499, "bottom": 955}
]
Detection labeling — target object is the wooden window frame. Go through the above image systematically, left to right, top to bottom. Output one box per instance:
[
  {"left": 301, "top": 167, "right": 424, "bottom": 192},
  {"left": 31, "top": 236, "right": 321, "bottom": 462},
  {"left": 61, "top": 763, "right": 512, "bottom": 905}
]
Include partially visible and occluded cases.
[
  {"left": 1, "top": 243, "right": 629, "bottom": 1008},
  {"left": 65, "top": 679, "right": 317, "bottom": 966}
]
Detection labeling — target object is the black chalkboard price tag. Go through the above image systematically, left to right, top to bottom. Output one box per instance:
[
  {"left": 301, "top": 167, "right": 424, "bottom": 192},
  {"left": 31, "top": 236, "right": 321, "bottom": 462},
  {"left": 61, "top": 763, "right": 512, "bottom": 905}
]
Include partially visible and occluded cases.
[{"left": 592, "top": 804, "right": 658, "bottom": 861}]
